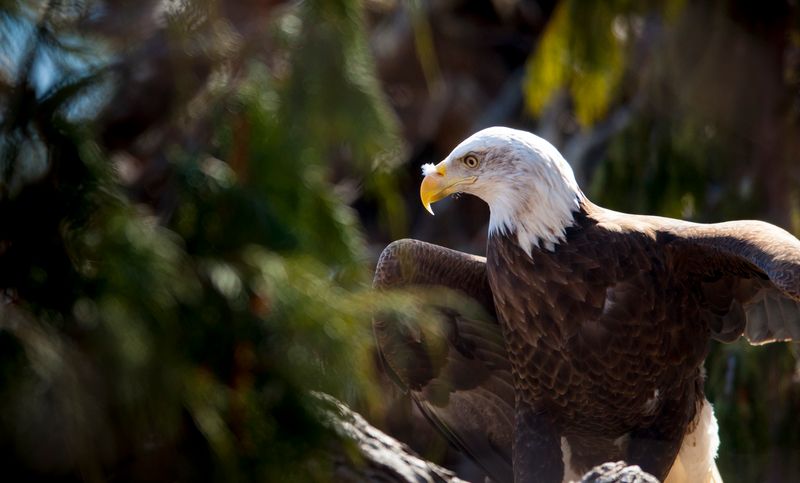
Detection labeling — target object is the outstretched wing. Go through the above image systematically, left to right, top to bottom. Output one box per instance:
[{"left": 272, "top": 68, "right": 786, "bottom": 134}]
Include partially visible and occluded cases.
[
  {"left": 664, "top": 220, "right": 800, "bottom": 344},
  {"left": 373, "top": 239, "right": 513, "bottom": 483}
]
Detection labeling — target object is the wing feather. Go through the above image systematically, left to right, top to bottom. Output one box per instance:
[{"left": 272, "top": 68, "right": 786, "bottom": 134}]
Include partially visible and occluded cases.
[
  {"left": 665, "top": 220, "right": 800, "bottom": 344},
  {"left": 373, "top": 239, "right": 513, "bottom": 483},
  {"left": 743, "top": 289, "right": 800, "bottom": 344}
]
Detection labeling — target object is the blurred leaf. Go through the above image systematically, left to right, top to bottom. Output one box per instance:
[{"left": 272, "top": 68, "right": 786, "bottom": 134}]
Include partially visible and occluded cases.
[
  {"left": 524, "top": 0, "right": 686, "bottom": 126},
  {"left": 524, "top": 0, "right": 625, "bottom": 126}
]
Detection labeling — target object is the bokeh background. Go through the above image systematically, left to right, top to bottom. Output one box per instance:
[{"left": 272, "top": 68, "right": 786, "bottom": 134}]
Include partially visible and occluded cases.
[{"left": 1, "top": 0, "right": 799, "bottom": 481}]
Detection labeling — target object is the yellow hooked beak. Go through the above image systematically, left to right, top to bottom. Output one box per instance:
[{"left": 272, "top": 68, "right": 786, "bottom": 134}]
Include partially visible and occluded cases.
[{"left": 419, "top": 161, "right": 476, "bottom": 215}]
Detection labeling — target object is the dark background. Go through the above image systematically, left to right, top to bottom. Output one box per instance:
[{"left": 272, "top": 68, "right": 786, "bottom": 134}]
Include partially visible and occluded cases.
[{"left": 1, "top": 0, "right": 799, "bottom": 481}]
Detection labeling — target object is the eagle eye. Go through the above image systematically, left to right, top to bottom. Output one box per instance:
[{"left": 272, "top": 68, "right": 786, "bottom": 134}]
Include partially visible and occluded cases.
[{"left": 463, "top": 155, "right": 479, "bottom": 169}]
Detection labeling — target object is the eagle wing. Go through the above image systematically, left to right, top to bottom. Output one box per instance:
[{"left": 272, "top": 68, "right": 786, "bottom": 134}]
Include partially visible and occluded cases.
[
  {"left": 665, "top": 220, "right": 800, "bottom": 344},
  {"left": 373, "top": 239, "right": 513, "bottom": 483}
]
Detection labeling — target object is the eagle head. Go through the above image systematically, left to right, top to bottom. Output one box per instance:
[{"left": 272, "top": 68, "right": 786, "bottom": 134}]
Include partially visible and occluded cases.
[{"left": 420, "top": 126, "right": 584, "bottom": 252}]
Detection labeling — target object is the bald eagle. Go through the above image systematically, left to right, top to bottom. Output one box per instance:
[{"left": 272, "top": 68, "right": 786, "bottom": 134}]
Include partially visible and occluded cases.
[{"left": 373, "top": 127, "right": 800, "bottom": 483}]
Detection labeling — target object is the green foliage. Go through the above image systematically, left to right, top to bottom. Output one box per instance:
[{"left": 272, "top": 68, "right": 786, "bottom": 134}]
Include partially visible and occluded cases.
[
  {"left": 0, "top": 0, "right": 414, "bottom": 481},
  {"left": 278, "top": 0, "right": 407, "bottom": 238},
  {"left": 280, "top": 0, "right": 403, "bottom": 169},
  {"left": 523, "top": 0, "right": 685, "bottom": 126},
  {"left": 524, "top": 0, "right": 625, "bottom": 126},
  {"left": 589, "top": 115, "right": 763, "bottom": 220},
  {"left": 706, "top": 341, "right": 800, "bottom": 482}
]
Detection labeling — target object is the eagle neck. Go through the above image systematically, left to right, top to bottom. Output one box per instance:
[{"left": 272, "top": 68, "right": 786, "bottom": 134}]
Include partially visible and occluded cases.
[
  {"left": 487, "top": 191, "right": 587, "bottom": 255},
  {"left": 489, "top": 199, "right": 594, "bottom": 257}
]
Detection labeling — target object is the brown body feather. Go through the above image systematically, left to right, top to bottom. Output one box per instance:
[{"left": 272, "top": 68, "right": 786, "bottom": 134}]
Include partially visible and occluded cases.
[{"left": 488, "top": 201, "right": 707, "bottom": 476}]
